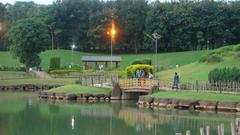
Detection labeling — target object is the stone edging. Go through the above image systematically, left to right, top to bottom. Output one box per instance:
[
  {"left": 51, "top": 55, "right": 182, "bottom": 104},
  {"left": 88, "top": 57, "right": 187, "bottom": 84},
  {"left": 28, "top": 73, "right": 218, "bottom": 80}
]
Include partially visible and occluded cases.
[
  {"left": 0, "top": 84, "right": 62, "bottom": 92},
  {"left": 39, "top": 91, "right": 111, "bottom": 102},
  {"left": 137, "top": 96, "right": 240, "bottom": 112}
]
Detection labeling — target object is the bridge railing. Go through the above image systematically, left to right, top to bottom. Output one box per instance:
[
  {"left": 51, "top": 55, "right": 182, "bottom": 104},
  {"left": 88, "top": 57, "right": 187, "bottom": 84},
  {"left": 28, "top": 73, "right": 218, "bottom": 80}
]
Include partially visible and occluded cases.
[{"left": 119, "top": 79, "right": 159, "bottom": 90}]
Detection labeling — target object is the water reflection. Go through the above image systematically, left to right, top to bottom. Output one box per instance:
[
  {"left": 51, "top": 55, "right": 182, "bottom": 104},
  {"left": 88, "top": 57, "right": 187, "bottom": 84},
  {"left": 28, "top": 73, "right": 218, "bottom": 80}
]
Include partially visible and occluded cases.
[{"left": 0, "top": 93, "right": 239, "bottom": 135}]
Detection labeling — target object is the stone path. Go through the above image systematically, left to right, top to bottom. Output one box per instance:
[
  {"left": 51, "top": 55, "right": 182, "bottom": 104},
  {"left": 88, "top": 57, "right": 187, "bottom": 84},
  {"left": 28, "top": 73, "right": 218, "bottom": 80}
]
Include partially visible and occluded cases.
[{"left": 32, "top": 70, "right": 52, "bottom": 79}]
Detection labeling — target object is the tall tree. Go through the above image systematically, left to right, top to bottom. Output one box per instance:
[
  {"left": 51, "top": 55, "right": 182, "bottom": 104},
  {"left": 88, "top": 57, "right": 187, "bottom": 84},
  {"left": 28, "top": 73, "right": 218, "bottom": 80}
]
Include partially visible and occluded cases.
[{"left": 6, "top": 18, "right": 50, "bottom": 71}]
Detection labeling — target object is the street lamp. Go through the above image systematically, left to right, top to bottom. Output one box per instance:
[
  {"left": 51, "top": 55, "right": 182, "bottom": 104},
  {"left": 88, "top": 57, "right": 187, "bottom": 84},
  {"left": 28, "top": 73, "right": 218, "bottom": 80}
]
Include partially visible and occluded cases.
[
  {"left": 107, "top": 21, "right": 116, "bottom": 70},
  {"left": 152, "top": 33, "right": 161, "bottom": 70},
  {"left": 70, "top": 41, "right": 76, "bottom": 68}
]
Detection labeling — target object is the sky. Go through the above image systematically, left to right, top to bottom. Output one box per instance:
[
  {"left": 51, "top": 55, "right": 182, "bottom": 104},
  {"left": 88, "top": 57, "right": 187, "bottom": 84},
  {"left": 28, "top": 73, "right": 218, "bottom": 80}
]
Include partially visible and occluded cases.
[{"left": 0, "top": 0, "right": 55, "bottom": 5}]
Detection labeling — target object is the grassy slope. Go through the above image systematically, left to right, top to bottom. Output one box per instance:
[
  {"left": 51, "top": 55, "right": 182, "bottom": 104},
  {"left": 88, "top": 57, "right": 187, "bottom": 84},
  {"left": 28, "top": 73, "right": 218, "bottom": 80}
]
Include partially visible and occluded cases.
[
  {"left": 158, "top": 44, "right": 240, "bottom": 81},
  {"left": 0, "top": 49, "right": 209, "bottom": 70},
  {"left": 158, "top": 57, "right": 240, "bottom": 81},
  {"left": 48, "top": 84, "right": 111, "bottom": 94},
  {"left": 151, "top": 91, "right": 240, "bottom": 102}
]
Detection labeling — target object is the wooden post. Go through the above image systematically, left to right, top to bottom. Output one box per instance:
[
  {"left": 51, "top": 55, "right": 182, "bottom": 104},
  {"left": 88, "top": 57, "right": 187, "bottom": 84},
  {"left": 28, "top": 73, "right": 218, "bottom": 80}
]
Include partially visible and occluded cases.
[
  {"left": 105, "top": 62, "right": 108, "bottom": 68},
  {"left": 116, "top": 62, "right": 119, "bottom": 68},
  {"left": 196, "top": 80, "right": 199, "bottom": 92},
  {"left": 231, "top": 121, "right": 236, "bottom": 135},
  {"left": 221, "top": 123, "right": 224, "bottom": 135},
  {"left": 218, "top": 125, "right": 221, "bottom": 135},
  {"left": 206, "top": 126, "right": 210, "bottom": 135},
  {"left": 200, "top": 127, "right": 204, "bottom": 135},
  {"left": 186, "top": 130, "right": 190, "bottom": 135}
]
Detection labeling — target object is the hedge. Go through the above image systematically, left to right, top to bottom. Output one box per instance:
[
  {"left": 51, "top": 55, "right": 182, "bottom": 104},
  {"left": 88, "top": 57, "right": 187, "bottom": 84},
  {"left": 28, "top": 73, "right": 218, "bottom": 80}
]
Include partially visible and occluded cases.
[
  {"left": 49, "top": 57, "right": 61, "bottom": 70},
  {"left": 132, "top": 59, "right": 152, "bottom": 65},
  {"left": 126, "top": 64, "right": 154, "bottom": 78},
  {"left": 208, "top": 67, "right": 240, "bottom": 82},
  {"left": 49, "top": 69, "right": 80, "bottom": 74}
]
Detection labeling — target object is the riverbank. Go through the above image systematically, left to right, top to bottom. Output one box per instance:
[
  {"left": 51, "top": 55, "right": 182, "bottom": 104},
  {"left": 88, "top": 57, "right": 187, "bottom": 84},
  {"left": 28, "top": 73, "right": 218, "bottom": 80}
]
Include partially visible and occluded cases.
[{"left": 138, "top": 91, "right": 240, "bottom": 112}]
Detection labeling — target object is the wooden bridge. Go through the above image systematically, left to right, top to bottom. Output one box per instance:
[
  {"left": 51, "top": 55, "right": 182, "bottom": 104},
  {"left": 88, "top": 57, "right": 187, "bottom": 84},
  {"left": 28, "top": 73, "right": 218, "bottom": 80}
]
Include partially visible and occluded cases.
[{"left": 118, "top": 79, "right": 159, "bottom": 93}]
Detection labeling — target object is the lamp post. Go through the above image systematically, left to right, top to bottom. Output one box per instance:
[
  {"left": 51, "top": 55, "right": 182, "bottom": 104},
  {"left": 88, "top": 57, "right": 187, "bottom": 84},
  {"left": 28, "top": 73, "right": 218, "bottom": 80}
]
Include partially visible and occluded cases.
[
  {"left": 107, "top": 21, "right": 116, "bottom": 70},
  {"left": 152, "top": 33, "right": 161, "bottom": 70},
  {"left": 70, "top": 42, "right": 76, "bottom": 68}
]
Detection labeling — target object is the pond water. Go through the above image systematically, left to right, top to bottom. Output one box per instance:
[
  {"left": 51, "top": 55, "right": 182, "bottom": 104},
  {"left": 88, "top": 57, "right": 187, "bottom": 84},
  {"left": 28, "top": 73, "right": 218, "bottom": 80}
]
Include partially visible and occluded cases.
[{"left": 0, "top": 92, "right": 239, "bottom": 135}]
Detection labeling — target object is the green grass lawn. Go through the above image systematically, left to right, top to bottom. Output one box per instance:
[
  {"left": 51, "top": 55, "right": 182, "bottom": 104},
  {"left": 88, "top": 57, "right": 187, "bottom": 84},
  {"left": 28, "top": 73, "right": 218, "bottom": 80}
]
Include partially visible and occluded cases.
[
  {"left": 0, "top": 49, "right": 209, "bottom": 70},
  {"left": 157, "top": 57, "right": 240, "bottom": 81},
  {"left": 0, "top": 71, "right": 35, "bottom": 79},
  {"left": 0, "top": 78, "right": 78, "bottom": 85},
  {"left": 48, "top": 84, "right": 111, "bottom": 94},
  {"left": 151, "top": 91, "right": 240, "bottom": 102}
]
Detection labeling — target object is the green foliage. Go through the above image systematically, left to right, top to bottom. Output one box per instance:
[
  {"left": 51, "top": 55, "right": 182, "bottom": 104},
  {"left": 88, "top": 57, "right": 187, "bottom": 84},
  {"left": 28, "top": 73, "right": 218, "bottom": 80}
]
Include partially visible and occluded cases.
[
  {"left": 6, "top": 18, "right": 50, "bottom": 69},
  {"left": 234, "top": 45, "right": 240, "bottom": 52},
  {"left": 216, "top": 46, "right": 233, "bottom": 55},
  {"left": 199, "top": 53, "right": 222, "bottom": 63},
  {"left": 49, "top": 57, "right": 60, "bottom": 70},
  {"left": 132, "top": 59, "right": 152, "bottom": 65},
  {"left": 126, "top": 64, "right": 154, "bottom": 77},
  {"left": 0, "top": 65, "right": 25, "bottom": 71},
  {"left": 208, "top": 67, "right": 240, "bottom": 82},
  {"left": 49, "top": 69, "right": 80, "bottom": 75}
]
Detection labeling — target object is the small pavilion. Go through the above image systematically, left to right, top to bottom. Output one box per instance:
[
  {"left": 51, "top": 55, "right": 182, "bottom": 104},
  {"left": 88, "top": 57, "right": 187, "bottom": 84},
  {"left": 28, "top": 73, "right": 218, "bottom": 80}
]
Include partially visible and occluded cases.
[{"left": 81, "top": 56, "right": 122, "bottom": 70}]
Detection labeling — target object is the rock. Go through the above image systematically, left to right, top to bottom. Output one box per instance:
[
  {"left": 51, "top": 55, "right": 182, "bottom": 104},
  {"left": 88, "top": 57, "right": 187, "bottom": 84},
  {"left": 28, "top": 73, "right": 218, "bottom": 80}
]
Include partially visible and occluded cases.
[
  {"left": 47, "top": 92, "right": 56, "bottom": 99},
  {"left": 55, "top": 93, "right": 66, "bottom": 100},
  {"left": 65, "top": 94, "right": 77, "bottom": 100},
  {"left": 138, "top": 96, "right": 145, "bottom": 105},
  {"left": 144, "top": 97, "right": 153, "bottom": 106},
  {"left": 153, "top": 98, "right": 161, "bottom": 106},
  {"left": 159, "top": 98, "right": 171, "bottom": 108},
  {"left": 169, "top": 99, "right": 180, "bottom": 108},
  {"left": 178, "top": 99, "right": 199, "bottom": 109},
  {"left": 196, "top": 100, "right": 218, "bottom": 110},
  {"left": 217, "top": 101, "right": 237, "bottom": 112},
  {"left": 236, "top": 103, "right": 240, "bottom": 112}
]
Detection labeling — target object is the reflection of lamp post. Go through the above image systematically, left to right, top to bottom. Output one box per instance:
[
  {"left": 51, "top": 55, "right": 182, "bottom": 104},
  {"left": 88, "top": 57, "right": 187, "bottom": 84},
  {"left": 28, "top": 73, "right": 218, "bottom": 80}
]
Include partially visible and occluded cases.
[
  {"left": 107, "top": 21, "right": 116, "bottom": 70},
  {"left": 152, "top": 33, "right": 161, "bottom": 69},
  {"left": 70, "top": 41, "right": 76, "bottom": 68}
]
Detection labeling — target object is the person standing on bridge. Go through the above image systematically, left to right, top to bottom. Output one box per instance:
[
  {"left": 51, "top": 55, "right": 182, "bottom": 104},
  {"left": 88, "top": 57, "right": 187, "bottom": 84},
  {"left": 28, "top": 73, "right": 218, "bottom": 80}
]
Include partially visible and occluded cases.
[
  {"left": 136, "top": 68, "right": 141, "bottom": 78},
  {"left": 172, "top": 72, "right": 180, "bottom": 90}
]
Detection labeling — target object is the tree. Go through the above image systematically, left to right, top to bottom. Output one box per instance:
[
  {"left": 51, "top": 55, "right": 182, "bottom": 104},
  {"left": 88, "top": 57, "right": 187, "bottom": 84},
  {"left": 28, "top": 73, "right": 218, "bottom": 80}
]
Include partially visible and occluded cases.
[{"left": 6, "top": 18, "right": 50, "bottom": 72}]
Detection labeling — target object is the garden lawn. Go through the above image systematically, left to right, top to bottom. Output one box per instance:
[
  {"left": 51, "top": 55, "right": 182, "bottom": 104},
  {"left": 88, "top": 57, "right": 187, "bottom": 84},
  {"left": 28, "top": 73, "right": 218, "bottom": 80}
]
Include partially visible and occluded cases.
[
  {"left": 0, "top": 49, "right": 209, "bottom": 70},
  {"left": 157, "top": 57, "right": 240, "bottom": 81},
  {"left": 0, "top": 71, "right": 34, "bottom": 79},
  {"left": 0, "top": 78, "right": 78, "bottom": 85},
  {"left": 48, "top": 84, "right": 111, "bottom": 94},
  {"left": 151, "top": 91, "right": 240, "bottom": 102}
]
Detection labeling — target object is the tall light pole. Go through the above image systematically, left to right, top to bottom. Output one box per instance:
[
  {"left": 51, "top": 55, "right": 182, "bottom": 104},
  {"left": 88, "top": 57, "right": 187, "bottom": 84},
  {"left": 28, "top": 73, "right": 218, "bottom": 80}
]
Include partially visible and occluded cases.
[
  {"left": 107, "top": 21, "right": 116, "bottom": 70},
  {"left": 152, "top": 33, "right": 161, "bottom": 70},
  {"left": 70, "top": 41, "right": 76, "bottom": 68}
]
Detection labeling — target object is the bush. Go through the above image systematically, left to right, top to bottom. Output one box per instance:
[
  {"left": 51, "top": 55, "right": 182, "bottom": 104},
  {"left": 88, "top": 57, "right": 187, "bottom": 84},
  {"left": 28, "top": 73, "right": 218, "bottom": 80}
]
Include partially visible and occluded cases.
[
  {"left": 234, "top": 45, "right": 240, "bottom": 52},
  {"left": 216, "top": 46, "right": 233, "bottom": 54},
  {"left": 235, "top": 53, "right": 240, "bottom": 59},
  {"left": 199, "top": 54, "right": 222, "bottom": 63},
  {"left": 49, "top": 57, "right": 60, "bottom": 70},
  {"left": 132, "top": 59, "right": 152, "bottom": 65},
  {"left": 142, "top": 59, "right": 152, "bottom": 65},
  {"left": 131, "top": 60, "right": 143, "bottom": 65},
  {"left": 126, "top": 64, "right": 154, "bottom": 78},
  {"left": 0, "top": 65, "right": 25, "bottom": 71},
  {"left": 208, "top": 67, "right": 240, "bottom": 82},
  {"left": 49, "top": 69, "right": 80, "bottom": 74}
]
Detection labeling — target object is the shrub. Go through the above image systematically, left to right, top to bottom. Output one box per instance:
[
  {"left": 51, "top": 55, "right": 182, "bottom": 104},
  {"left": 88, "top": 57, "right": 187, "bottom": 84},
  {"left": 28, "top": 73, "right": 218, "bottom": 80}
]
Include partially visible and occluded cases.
[
  {"left": 234, "top": 45, "right": 240, "bottom": 52},
  {"left": 216, "top": 46, "right": 233, "bottom": 54},
  {"left": 235, "top": 53, "right": 240, "bottom": 59},
  {"left": 199, "top": 54, "right": 222, "bottom": 63},
  {"left": 49, "top": 57, "right": 60, "bottom": 70},
  {"left": 132, "top": 59, "right": 152, "bottom": 65},
  {"left": 142, "top": 59, "right": 152, "bottom": 65},
  {"left": 131, "top": 60, "right": 143, "bottom": 65},
  {"left": 126, "top": 64, "right": 154, "bottom": 78},
  {"left": 0, "top": 65, "right": 25, "bottom": 71},
  {"left": 208, "top": 67, "right": 240, "bottom": 82},
  {"left": 49, "top": 69, "right": 80, "bottom": 74}
]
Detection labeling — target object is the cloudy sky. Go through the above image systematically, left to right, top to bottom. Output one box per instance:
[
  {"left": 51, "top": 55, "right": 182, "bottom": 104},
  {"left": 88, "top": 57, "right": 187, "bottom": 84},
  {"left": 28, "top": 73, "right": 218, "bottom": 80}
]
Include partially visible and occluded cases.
[{"left": 0, "top": 0, "right": 55, "bottom": 5}]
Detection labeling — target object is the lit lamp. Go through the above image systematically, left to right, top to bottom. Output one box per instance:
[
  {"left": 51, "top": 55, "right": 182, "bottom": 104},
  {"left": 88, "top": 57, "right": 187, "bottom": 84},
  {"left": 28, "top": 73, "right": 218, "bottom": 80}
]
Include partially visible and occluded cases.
[
  {"left": 107, "top": 21, "right": 116, "bottom": 70},
  {"left": 70, "top": 41, "right": 76, "bottom": 68}
]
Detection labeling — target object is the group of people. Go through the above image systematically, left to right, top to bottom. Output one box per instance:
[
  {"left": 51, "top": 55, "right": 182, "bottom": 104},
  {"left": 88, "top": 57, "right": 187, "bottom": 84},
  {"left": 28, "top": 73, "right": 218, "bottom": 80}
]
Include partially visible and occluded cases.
[{"left": 135, "top": 68, "right": 153, "bottom": 80}]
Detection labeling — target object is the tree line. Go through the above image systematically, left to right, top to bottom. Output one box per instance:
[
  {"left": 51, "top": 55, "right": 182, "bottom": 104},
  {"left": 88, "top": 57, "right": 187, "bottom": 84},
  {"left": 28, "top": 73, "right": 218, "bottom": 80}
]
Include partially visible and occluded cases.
[{"left": 0, "top": 0, "right": 240, "bottom": 53}]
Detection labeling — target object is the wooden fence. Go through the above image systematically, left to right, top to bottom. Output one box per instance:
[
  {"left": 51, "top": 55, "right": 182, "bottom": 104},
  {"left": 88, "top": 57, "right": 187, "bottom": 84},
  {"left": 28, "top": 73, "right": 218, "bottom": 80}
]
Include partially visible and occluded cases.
[{"left": 79, "top": 74, "right": 119, "bottom": 87}]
